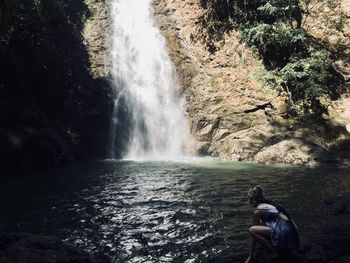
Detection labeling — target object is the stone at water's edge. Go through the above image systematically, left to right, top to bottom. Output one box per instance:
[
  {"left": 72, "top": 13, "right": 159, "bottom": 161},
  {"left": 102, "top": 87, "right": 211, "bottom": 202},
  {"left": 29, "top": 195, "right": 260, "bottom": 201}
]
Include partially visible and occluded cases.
[
  {"left": 253, "top": 139, "right": 319, "bottom": 166},
  {"left": 0, "top": 233, "right": 103, "bottom": 263}
]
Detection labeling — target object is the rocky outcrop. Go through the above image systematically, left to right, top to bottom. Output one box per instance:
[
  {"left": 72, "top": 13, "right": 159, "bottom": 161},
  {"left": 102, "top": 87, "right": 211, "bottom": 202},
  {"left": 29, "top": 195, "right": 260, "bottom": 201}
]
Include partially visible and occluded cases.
[
  {"left": 154, "top": 0, "right": 350, "bottom": 166},
  {"left": 154, "top": 0, "right": 283, "bottom": 161},
  {"left": 329, "top": 96, "right": 350, "bottom": 134},
  {"left": 254, "top": 139, "right": 318, "bottom": 166},
  {"left": 0, "top": 233, "right": 99, "bottom": 263}
]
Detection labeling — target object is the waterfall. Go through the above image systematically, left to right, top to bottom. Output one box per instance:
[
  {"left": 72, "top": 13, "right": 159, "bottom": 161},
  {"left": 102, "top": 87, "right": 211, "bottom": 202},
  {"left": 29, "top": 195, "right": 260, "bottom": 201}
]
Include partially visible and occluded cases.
[{"left": 109, "top": 0, "right": 190, "bottom": 160}]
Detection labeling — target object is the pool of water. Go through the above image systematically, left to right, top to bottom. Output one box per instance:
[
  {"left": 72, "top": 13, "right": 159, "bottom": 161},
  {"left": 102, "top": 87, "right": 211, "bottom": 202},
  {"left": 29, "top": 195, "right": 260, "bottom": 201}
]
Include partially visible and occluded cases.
[{"left": 0, "top": 160, "right": 349, "bottom": 262}]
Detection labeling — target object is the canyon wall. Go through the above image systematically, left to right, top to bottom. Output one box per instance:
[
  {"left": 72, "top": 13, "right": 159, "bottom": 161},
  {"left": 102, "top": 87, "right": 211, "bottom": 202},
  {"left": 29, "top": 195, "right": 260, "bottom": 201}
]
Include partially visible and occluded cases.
[
  {"left": 0, "top": 0, "right": 113, "bottom": 172},
  {"left": 1, "top": 0, "right": 349, "bottom": 172},
  {"left": 154, "top": 0, "right": 350, "bottom": 166}
]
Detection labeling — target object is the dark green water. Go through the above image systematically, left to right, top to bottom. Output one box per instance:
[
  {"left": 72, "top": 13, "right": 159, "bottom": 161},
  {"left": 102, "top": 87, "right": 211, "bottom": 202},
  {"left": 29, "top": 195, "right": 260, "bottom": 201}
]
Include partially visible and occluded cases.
[{"left": 0, "top": 160, "right": 349, "bottom": 262}]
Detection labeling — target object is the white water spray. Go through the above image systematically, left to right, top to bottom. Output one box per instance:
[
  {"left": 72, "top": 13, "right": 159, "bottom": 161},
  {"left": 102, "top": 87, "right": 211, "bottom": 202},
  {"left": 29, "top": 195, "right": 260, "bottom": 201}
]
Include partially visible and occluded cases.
[{"left": 109, "top": 0, "right": 190, "bottom": 160}]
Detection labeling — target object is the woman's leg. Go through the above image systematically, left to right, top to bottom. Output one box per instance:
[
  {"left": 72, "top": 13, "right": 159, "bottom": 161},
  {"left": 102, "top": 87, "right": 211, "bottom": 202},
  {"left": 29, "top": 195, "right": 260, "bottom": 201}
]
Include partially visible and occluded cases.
[
  {"left": 245, "top": 225, "right": 277, "bottom": 262},
  {"left": 249, "top": 225, "right": 276, "bottom": 252},
  {"left": 244, "top": 237, "right": 256, "bottom": 263}
]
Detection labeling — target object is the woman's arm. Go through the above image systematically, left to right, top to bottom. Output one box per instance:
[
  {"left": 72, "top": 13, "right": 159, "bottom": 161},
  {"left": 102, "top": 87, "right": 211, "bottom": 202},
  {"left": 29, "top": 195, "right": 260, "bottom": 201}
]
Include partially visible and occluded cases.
[{"left": 252, "top": 209, "right": 266, "bottom": 225}]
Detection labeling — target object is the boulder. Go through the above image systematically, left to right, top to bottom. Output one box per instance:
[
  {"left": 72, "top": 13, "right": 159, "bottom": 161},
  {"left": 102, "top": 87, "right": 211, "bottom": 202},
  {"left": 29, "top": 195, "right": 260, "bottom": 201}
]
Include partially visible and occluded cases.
[{"left": 254, "top": 139, "right": 318, "bottom": 166}]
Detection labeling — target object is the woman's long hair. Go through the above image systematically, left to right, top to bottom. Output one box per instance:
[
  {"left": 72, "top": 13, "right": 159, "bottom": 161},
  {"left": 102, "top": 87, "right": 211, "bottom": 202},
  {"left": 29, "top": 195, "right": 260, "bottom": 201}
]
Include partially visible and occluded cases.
[{"left": 248, "top": 185, "right": 291, "bottom": 219}]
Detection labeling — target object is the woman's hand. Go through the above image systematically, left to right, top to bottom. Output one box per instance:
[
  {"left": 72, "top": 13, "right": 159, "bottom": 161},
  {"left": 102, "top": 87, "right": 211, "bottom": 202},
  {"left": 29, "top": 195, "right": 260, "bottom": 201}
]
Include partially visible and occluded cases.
[{"left": 244, "top": 256, "right": 252, "bottom": 263}]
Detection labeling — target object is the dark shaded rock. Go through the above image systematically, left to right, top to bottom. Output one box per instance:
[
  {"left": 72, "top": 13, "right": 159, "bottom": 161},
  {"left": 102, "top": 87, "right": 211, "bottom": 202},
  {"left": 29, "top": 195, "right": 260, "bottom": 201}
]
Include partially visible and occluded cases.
[
  {"left": 0, "top": 0, "right": 114, "bottom": 173},
  {"left": 0, "top": 233, "right": 97, "bottom": 263}
]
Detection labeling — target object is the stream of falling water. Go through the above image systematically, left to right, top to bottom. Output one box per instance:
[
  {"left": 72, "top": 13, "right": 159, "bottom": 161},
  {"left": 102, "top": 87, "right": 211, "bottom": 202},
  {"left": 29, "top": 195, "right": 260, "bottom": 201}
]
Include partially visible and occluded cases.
[{"left": 109, "top": 0, "right": 190, "bottom": 160}]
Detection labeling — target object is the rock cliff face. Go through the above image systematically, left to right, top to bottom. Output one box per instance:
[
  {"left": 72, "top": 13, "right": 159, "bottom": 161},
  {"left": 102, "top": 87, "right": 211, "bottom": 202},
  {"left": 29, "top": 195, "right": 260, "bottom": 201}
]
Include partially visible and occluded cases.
[
  {"left": 0, "top": 0, "right": 113, "bottom": 173},
  {"left": 84, "top": 0, "right": 112, "bottom": 78},
  {"left": 154, "top": 0, "right": 350, "bottom": 166},
  {"left": 303, "top": 0, "right": 350, "bottom": 141},
  {"left": 303, "top": 0, "right": 350, "bottom": 82}
]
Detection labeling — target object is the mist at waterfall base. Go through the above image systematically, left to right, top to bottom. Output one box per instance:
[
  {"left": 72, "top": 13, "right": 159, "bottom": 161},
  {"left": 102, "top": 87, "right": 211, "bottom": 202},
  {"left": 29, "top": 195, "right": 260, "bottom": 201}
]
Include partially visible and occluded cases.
[
  {"left": 108, "top": 0, "right": 191, "bottom": 161},
  {"left": 1, "top": 160, "right": 350, "bottom": 262}
]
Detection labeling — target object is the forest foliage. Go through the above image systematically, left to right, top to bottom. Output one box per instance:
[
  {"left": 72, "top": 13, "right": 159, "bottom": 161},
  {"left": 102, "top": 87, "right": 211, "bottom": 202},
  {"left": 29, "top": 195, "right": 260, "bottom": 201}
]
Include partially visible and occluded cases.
[
  {"left": 0, "top": 0, "right": 93, "bottom": 118},
  {"left": 200, "top": 0, "right": 343, "bottom": 117}
]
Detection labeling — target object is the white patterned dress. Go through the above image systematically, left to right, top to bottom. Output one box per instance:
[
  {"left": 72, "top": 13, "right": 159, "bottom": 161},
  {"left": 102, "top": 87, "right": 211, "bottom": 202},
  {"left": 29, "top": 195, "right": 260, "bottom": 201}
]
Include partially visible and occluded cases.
[{"left": 257, "top": 203, "right": 300, "bottom": 250}]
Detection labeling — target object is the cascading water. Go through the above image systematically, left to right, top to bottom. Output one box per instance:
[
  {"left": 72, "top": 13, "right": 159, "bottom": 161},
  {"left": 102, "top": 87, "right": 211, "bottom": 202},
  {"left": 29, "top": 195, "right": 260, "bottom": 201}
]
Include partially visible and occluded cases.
[{"left": 109, "top": 0, "right": 190, "bottom": 160}]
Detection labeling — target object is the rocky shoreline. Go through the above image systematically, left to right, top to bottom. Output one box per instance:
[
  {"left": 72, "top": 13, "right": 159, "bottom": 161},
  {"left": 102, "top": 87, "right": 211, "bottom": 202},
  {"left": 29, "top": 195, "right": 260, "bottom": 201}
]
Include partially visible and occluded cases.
[{"left": 0, "top": 233, "right": 100, "bottom": 263}]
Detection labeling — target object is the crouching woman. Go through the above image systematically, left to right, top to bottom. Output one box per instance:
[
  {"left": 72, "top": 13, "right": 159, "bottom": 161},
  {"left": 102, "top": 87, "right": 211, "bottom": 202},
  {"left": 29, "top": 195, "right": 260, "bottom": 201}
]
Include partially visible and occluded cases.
[{"left": 244, "top": 185, "right": 300, "bottom": 263}]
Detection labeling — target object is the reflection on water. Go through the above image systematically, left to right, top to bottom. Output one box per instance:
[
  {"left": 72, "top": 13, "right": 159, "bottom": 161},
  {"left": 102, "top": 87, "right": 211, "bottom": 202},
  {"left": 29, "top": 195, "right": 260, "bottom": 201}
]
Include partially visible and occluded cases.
[{"left": 0, "top": 160, "right": 349, "bottom": 262}]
